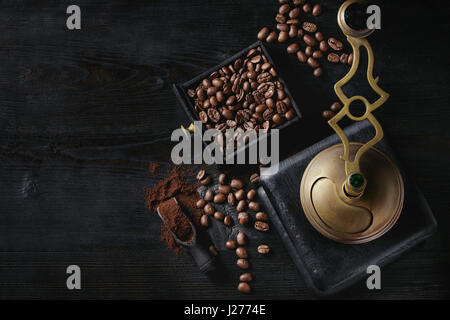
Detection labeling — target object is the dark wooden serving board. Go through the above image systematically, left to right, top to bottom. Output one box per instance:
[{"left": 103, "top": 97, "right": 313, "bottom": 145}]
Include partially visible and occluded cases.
[{"left": 258, "top": 120, "right": 437, "bottom": 296}]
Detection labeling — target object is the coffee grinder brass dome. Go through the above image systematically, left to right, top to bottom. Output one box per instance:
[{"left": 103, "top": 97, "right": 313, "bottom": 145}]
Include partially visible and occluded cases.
[{"left": 300, "top": 0, "right": 404, "bottom": 244}]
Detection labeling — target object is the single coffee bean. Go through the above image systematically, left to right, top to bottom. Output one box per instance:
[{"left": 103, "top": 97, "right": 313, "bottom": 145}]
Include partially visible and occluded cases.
[
  {"left": 279, "top": 0, "right": 289, "bottom": 4},
  {"left": 293, "top": 0, "right": 305, "bottom": 5},
  {"left": 303, "top": 3, "right": 312, "bottom": 13},
  {"left": 279, "top": 4, "right": 290, "bottom": 14},
  {"left": 312, "top": 4, "right": 323, "bottom": 16},
  {"left": 289, "top": 7, "right": 301, "bottom": 18},
  {"left": 275, "top": 13, "right": 286, "bottom": 24},
  {"left": 287, "top": 18, "right": 300, "bottom": 25},
  {"left": 303, "top": 22, "right": 317, "bottom": 33},
  {"left": 277, "top": 23, "right": 289, "bottom": 32},
  {"left": 289, "top": 24, "right": 297, "bottom": 38},
  {"left": 257, "top": 27, "right": 270, "bottom": 40},
  {"left": 297, "top": 28, "right": 304, "bottom": 39},
  {"left": 266, "top": 31, "right": 277, "bottom": 43},
  {"left": 278, "top": 31, "right": 288, "bottom": 43},
  {"left": 315, "top": 32, "right": 324, "bottom": 41},
  {"left": 303, "top": 34, "right": 317, "bottom": 46},
  {"left": 328, "top": 38, "right": 343, "bottom": 51},
  {"left": 320, "top": 40, "right": 329, "bottom": 52},
  {"left": 287, "top": 43, "right": 300, "bottom": 54},
  {"left": 305, "top": 46, "right": 313, "bottom": 57},
  {"left": 297, "top": 50, "right": 307, "bottom": 63},
  {"left": 312, "top": 50, "right": 323, "bottom": 59},
  {"left": 328, "top": 53, "right": 340, "bottom": 63},
  {"left": 340, "top": 53, "right": 349, "bottom": 64},
  {"left": 348, "top": 53, "right": 354, "bottom": 65},
  {"left": 307, "top": 57, "right": 320, "bottom": 68},
  {"left": 261, "top": 62, "right": 271, "bottom": 71},
  {"left": 313, "top": 67, "right": 323, "bottom": 77},
  {"left": 202, "top": 78, "right": 211, "bottom": 88},
  {"left": 212, "top": 78, "right": 223, "bottom": 88},
  {"left": 187, "top": 89, "right": 196, "bottom": 98},
  {"left": 331, "top": 102, "right": 343, "bottom": 112},
  {"left": 255, "top": 104, "right": 267, "bottom": 113},
  {"left": 285, "top": 108, "right": 296, "bottom": 120},
  {"left": 222, "top": 109, "right": 233, "bottom": 120},
  {"left": 322, "top": 110, "right": 335, "bottom": 119},
  {"left": 272, "top": 113, "right": 285, "bottom": 126},
  {"left": 196, "top": 170, "right": 206, "bottom": 180},
  {"left": 200, "top": 176, "right": 211, "bottom": 186},
  {"left": 230, "top": 179, "right": 244, "bottom": 189},
  {"left": 218, "top": 185, "right": 231, "bottom": 194},
  {"left": 204, "top": 189, "right": 214, "bottom": 201},
  {"left": 235, "top": 189, "right": 245, "bottom": 200},
  {"left": 247, "top": 189, "right": 257, "bottom": 200},
  {"left": 214, "top": 193, "right": 226, "bottom": 204},
  {"left": 228, "top": 193, "right": 236, "bottom": 206},
  {"left": 196, "top": 199, "right": 206, "bottom": 209},
  {"left": 237, "top": 200, "right": 246, "bottom": 212},
  {"left": 248, "top": 201, "right": 260, "bottom": 211},
  {"left": 204, "top": 203, "right": 215, "bottom": 215},
  {"left": 214, "top": 211, "right": 225, "bottom": 221},
  {"left": 256, "top": 211, "right": 269, "bottom": 221},
  {"left": 238, "top": 212, "right": 249, "bottom": 225},
  {"left": 200, "top": 215, "right": 209, "bottom": 227},
  {"left": 224, "top": 215, "right": 232, "bottom": 226},
  {"left": 254, "top": 221, "right": 270, "bottom": 232},
  {"left": 237, "top": 232, "right": 247, "bottom": 246},
  {"left": 226, "top": 240, "right": 237, "bottom": 249},
  {"left": 209, "top": 244, "right": 218, "bottom": 256},
  {"left": 257, "top": 244, "right": 270, "bottom": 254},
  {"left": 236, "top": 247, "right": 248, "bottom": 259},
  {"left": 236, "top": 258, "right": 250, "bottom": 269},
  {"left": 240, "top": 273, "right": 253, "bottom": 282},
  {"left": 237, "top": 282, "right": 251, "bottom": 294}
]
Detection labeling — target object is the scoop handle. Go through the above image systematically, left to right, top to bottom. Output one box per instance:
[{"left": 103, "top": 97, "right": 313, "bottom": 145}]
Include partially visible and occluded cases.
[{"left": 188, "top": 243, "right": 216, "bottom": 274}]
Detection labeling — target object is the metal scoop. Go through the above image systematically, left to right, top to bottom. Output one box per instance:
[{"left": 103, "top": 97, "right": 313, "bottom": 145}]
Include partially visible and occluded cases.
[{"left": 157, "top": 198, "right": 216, "bottom": 274}]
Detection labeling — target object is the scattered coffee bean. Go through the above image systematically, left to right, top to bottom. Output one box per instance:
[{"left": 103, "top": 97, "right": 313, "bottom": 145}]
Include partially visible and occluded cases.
[
  {"left": 303, "top": 3, "right": 312, "bottom": 13},
  {"left": 279, "top": 4, "right": 290, "bottom": 14},
  {"left": 312, "top": 4, "right": 323, "bottom": 16},
  {"left": 289, "top": 7, "right": 301, "bottom": 19},
  {"left": 275, "top": 14, "right": 286, "bottom": 24},
  {"left": 287, "top": 18, "right": 300, "bottom": 25},
  {"left": 303, "top": 22, "right": 317, "bottom": 33},
  {"left": 277, "top": 23, "right": 289, "bottom": 32},
  {"left": 289, "top": 24, "right": 297, "bottom": 38},
  {"left": 257, "top": 27, "right": 270, "bottom": 41},
  {"left": 266, "top": 31, "right": 277, "bottom": 43},
  {"left": 278, "top": 31, "right": 288, "bottom": 43},
  {"left": 315, "top": 32, "right": 324, "bottom": 41},
  {"left": 303, "top": 34, "right": 317, "bottom": 46},
  {"left": 328, "top": 38, "right": 343, "bottom": 51},
  {"left": 320, "top": 40, "right": 329, "bottom": 52},
  {"left": 287, "top": 43, "right": 299, "bottom": 54},
  {"left": 305, "top": 46, "right": 313, "bottom": 57},
  {"left": 297, "top": 50, "right": 307, "bottom": 63},
  {"left": 312, "top": 50, "right": 323, "bottom": 59},
  {"left": 328, "top": 53, "right": 340, "bottom": 63},
  {"left": 340, "top": 53, "right": 349, "bottom": 64},
  {"left": 348, "top": 53, "right": 354, "bottom": 65},
  {"left": 307, "top": 57, "right": 320, "bottom": 68},
  {"left": 313, "top": 67, "right": 323, "bottom": 77},
  {"left": 330, "top": 101, "right": 343, "bottom": 112},
  {"left": 286, "top": 108, "right": 296, "bottom": 120},
  {"left": 322, "top": 110, "right": 335, "bottom": 119},
  {"left": 196, "top": 170, "right": 206, "bottom": 180},
  {"left": 218, "top": 173, "right": 227, "bottom": 185},
  {"left": 250, "top": 173, "right": 260, "bottom": 184},
  {"left": 200, "top": 176, "right": 211, "bottom": 186},
  {"left": 230, "top": 179, "right": 244, "bottom": 189},
  {"left": 218, "top": 185, "right": 231, "bottom": 194},
  {"left": 204, "top": 189, "right": 214, "bottom": 201},
  {"left": 247, "top": 189, "right": 257, "bottom": 200},
  {"left": 235, "top": 190, "right": 246, "bottom": 202},
  {"left": 228, "top": 193, "right": 236, "bottom": 206},
  {"left": 196, "top": 199, "right": 206, "bottom": 209},
  {"left": 236, "top": 200, "right": 247, "bottom": 212},
  {"left": 248, "top": 201, "right": 260, "bottom": 211},
  {"left": 203, "top": 203, "right": 215, "bottom": 215},
  {"left": 214, "top": 211, "right": 225, "bottom": 221},
  {"left": 256, "top": 211, "right": 269, "bottom": 221},
  {"left": 238, "top": 212, "right": 250, "bottom": 226},
  {"left": 200, "top": 215, "right": 209, "bottom": 227},
  {"left": 224, "top": 215, "right": 232, "bottom": 226},
  {"left": 254, "top": 221, "right": 270, "bottom": 232},
  {"left": 237, "top": 232, "right": 247, "bottom": 246},
  {"left": 226, "top": 240, "right": 237, "bottom": 249},
  {"left": 209, "top": 244, "right": 218, "bottom": 256},
  {"left": 257, "top": 244, "right": 270, "bottom": 254},
  {"left": 236, "top": 247, "right": 248, "bottom": 259},
  {"left": 237, "top": 258, "right": 250, "bottom": 269},
  {"left": 240, "top": 273, "right": 253, "bottom": 282},
  {"left": 237, "top": 282, "right": 251, "bottom": 294}
]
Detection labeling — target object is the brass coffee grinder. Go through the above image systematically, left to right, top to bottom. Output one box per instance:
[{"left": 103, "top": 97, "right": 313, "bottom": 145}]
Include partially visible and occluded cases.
[{"left": 300, "top": 0, "right": 404, "bottom": 244}]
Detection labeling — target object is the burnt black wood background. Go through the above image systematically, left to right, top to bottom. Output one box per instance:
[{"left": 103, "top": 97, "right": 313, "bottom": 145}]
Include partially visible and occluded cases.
[{"left": 0, "top": 0, "right": 449, "bottom": 299}]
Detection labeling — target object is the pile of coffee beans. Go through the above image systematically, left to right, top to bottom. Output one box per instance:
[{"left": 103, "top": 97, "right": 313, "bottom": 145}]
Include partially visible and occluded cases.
[
  {"left": 257, "top": 0, "right": 352, "bottom": 77},
  {"left": 187, "top": 46, "right": 297, "bottom": 143},
  {"left": 196, "top": 170, "right": 271, "bottom": 294}
]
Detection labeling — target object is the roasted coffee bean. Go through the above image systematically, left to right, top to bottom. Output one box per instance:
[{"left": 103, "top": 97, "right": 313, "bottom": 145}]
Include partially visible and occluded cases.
[
  {"left": 278, "top": 0, "right": 289, "bottom": 4},
  {"left": 293, "top": 0, "right": 305, "bottom": 5},
  {"left": 303, "top": 3, "right": 312, "bottom": 13},
  {"left": 279, "top": 4, "right": 290, "bottom": 14},
  {"left": 312, "top": 4, "right": 323, "bottom": 16},
  {"left": 289, "top": 7, "right": 301, "bottom": 19},
  {"left": 275, "top": 13, "right": 286, "bottom": 24},
  {"left": 287, "top": 18, "right": 300, "bottom": 25},
  {"left": 303, "top": 22, "right": 317, "bottom": 33},
  {"left": 277, "top": 23, "right": 289, "bottom": 32},
  {"left": 289, "top": 24, "right": 298, "bottom": 38},
  {"left": 297, "top": 28, "right": 304, "bottom": 39},
  {"left": 266, "top": 31, "right": 277, "bottom": 43},
  {"left": 278, "top": 31, "right": 288, "bottom": 43},
  {"left": 315, "top": 32, "right": 324, "bottom": 41},
  {"left": 303, "top": 34, "right": 317, "bottom": 46},
  {"left": 328, "top": 38, "right": 343, "bottom": 51},
  {"left": 320, "top": 40, "right": 329, "bottom": 52},
  {"left": 287, "top": 43, "right": 300, "bottom": 54},
  {"left": 305, "top": 46, "right": 313, "bottom": 57},
  {"left": 297, "top": 50, "right": 307, "bottom": 63},
  {"left": 312, "top": 50, "right": 323, "bottom": 59},
  {"left": 328, "top": 53, "right": 340, "bottom": 63},
  {"left": 340, "top": 53, "right": 349, "bottom": 64},
  {"left": 348, "top": 53, "right": 354, "bottom": 65},
  {"left": 307, "top": 57, "right": 320, "bottom": 68},
  {"left": 261, "top": 62, "right": 271, "bottom": 71},
  {"left": 313, "top": 67, "right": 323, "bottom": 77},
  {"left": 202, "top": 78, "right": 211, "bottom": 88},
  {"left": 212, "top": 78, "right": 223, "bottom": 88},
  {"left": 188, "top": 89, "right": 196, "bottom": 98},
  {"left": 277, "top": 89, "right": 286, "bottom": 100},
  {"left": 216, "top": 91, "right": 225, "bottom": 103},
  {"left": 266, "top": 97, "right": 275, "bottom": 108},
  {"left": 276, "top": 101, "right": 288, "bottom": 114},
  {"left": 330, "top": 102, "right": 343, "bottom": 112},
  {"left": 255, "top": 104, "right": 267, "bottom": 114},
  {"left": 207, "top": 108, "right": 221, "bottom": 123},
  {"left": 285, "top": 108, "right": 296, "bottom": 120},
  {"left": 222, "top": 109, "right": 233, "bottom": 120},
  {"left": 322, "top": 110, "right": 335, "bottom": 119},
  {"left": 199, "top": 111, "right": 208, "bottom": 123},
  {"left": 272, "top": 113, "right": 285, "bottom": 126},
  {"left": 196, "top": 170, "right": 206, "bottom": 180},
  {"left": 200, "top": 176, "right": 211, "bottom": 186},
  {"left": 230, "top": 179, "right": 244, "bottom": 189},
  {"left": 218, "top": 185, "right": 231, "bottom": 194},
  {"left": 204, "top": 189, "right": 214, "bottom": 201},
  {"left": 235, "top": 189, "right": 246, "bottom": 201},
  {"left": 247, "top": 189, "right": 257, "bottom": 200},
  {"left": 214, "top": 193, "right": 226, "bottom": 204},
  {"left": 227, "top": 193, "right": 236, "bottom": 206},
  {"left": 196, "top": 199, "right": 206, "bottom": 209},
  {"left": 237, "top": 200, "right": 247, "bottom": 212},
  {"left": 248, "top": 201, "right": 260, "bottom": 211},
  {"left": 204, "top": 203, "right": 215, "bottom": 215},
  {"left": 214, "top": 211, "right": 225, "bottom": 221},
  {"left": 256, "top": 211, "right": 269, "bottom": 221},
  {"left": 238, "top": 212, "right": 249, "bottom": 225},
  {"left": 200, "top": 215, "right": 209, "bottom": 227},
  {"left": 224, "top": 215, "right": 232, "bottom": 226},
  {"left": 254, "top": 221, "right": 270, "bottom": 232},
  {"left": 237, "top": 232, "right": 247, "bottom": 245},
  {"left": 226, "top": 240, "right": 237, "bottom": 249},
  {"left": 209, "top": 244, "right": 218, "bottom": 256},
  {"left": 257, "top": 244, "right": 270, "bottom": 254},
  {"left": 236, "top": 247, "right": 248, "bottom": 259},
  {"left": 237, "top": 258, "right": 249, "bottom": 269},
  {"left": 240, "top": 273, "right": 253, "bottom": 282},
  {"left": 237, "top": 282, "right": 251, "bottom": 294}
]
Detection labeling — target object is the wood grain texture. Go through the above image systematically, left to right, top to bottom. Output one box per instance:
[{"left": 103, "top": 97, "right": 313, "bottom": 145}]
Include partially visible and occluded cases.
[{"left": 0, "top": 0, "right": 449, "bottom": 299}]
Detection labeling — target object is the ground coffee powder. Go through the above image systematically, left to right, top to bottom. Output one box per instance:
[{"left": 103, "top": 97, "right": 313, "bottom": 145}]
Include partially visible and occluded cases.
[{"left": 158, "top": 198, "right": 193, "bottom": 242}]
